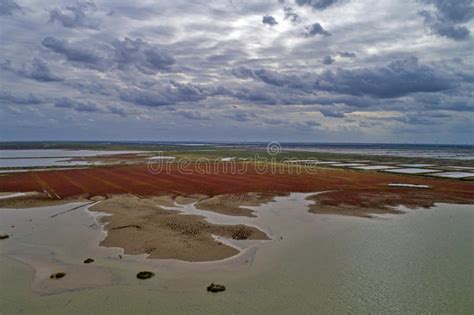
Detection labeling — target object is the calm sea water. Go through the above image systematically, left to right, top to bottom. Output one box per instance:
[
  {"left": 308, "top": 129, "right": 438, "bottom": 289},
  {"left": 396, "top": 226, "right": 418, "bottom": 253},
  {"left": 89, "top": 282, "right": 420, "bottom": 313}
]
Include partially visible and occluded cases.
[{"left": 0, "top": 194, "right": 472, "bottom": 314}]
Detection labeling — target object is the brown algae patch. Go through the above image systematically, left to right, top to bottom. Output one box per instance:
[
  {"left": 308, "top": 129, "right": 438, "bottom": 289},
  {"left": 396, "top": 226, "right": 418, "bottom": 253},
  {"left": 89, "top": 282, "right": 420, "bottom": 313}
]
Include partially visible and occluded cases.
[
  {"left": 305, "top": 188, "right": 472, "bottom": 218},
  {"left": 90, "top": 194, "right": 269, "bottom": 262}
]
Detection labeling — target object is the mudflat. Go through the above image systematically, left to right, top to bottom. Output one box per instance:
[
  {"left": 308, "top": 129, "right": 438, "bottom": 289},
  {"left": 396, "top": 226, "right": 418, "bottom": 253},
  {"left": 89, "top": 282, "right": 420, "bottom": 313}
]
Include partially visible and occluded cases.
[{"left": 89, "top": 194, "right": 269, "bottom": 261}]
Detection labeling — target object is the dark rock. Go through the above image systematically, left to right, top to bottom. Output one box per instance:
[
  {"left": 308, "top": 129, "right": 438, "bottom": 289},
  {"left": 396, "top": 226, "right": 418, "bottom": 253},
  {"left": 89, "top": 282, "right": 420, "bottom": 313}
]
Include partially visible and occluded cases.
[
  {"left": 0, "top": 234, "right": 9, "bottom": 240},
  {"left": 83, "top": 258, "right": 94, "bottom": 264},
  {"left": 136, "top": 271, "right": 155, "bottom": 280},
  {"left": 50, "top": 272, "right": 66, "bottom": 279},
  {"left": 207, "top": 283, "right": 226, "bottom": 293}
]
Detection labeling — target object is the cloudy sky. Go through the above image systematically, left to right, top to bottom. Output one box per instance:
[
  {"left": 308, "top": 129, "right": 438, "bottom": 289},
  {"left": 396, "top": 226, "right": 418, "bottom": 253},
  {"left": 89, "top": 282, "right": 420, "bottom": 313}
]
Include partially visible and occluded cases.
[{"left": 1, "top": 0, "right": 473, "bottom": 143}]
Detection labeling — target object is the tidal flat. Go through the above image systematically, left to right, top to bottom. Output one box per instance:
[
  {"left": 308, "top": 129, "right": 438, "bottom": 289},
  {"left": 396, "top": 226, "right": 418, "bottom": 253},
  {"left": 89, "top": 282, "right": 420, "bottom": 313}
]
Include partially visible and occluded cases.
[{"left": 0, "top": 194, "right": 473, "bottom": 314}]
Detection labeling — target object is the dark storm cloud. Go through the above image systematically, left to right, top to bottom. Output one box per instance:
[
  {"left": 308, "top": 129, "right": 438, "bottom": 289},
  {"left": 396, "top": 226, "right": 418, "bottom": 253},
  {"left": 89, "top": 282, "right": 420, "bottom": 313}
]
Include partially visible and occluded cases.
[
  {"left": 0, "top": 0, "right": 21, "bottom": 16},
  {"left": 295, "top": 0, "right": 344, "bottom": 10},
  {"left": 419, "top": 0, "right": 474, "bottom": 40},
  {"left": 49, "top": 1, "right": 100, "bottom": 29},
  {"left": 262, "top": 15, "right": 278, "bottom": 26},
  {"left": 304, "top": 23, "right": 331, "bottom": 37},
  {"left": 322, "top": 56, "right": 335, "bottom": 64},
  {"left": 1, "top": 58, "right": 63, "bottom": 82},
  {"left": 0, "top": 91, "right": 43, "bottom": 105}
]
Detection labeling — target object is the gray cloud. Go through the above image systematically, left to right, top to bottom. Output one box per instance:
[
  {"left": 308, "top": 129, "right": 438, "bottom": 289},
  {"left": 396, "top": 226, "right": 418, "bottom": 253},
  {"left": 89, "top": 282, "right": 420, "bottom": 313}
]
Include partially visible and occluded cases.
[
  {"left": 0, "top": 0, "right": 21, "bottom": 16},
  {"left": 295, "top": 0, "right": 344, "bottom": 10},
  {"left": 419, "top": 0, "right": 474, "bottom": 40},
  {"left": 422, "top": 0, "right": 474, "bottom": 23},
  {"left": 49, "top": 1, "right": 100, "bottom": 29},
  {"left": 283, "top": 7, "right": 300, "bottom": 23},
  {"left": 419, "top": 11, "right": 470, "bottom": 40},
  {"left": 262, "top": 15, "right": 278, "bottom": 26},
  {"left": 304, "top": 23, "right": 331, "bottom": 37},
  {"left": 41, "top": 36, "right": 175, "bottom": 73},
  {"left": 42, "top": 36, "right": 108, "bottom": 70},
  {"left": 112, "top": 37, "right": 175, "bottom": 73},
  {"left": 338, "top": 51, "right": 356, "bottom": 58},
  {"left": 322, "top": 55, "right": 335, "bottom": 64},
  {"left": 234, "top": 57, "right": 454, "bottom": 99},
  {"left": 317, "top": 57, "right": 455, "bottom": 98},
  {"left": 1, "top": 58, "right": 63, "bottom": 82},
  {"left": 27, "top": 58, "right": 63, "bottom": 82},
  {"left": 231, "top": 67, "right": 309, "bottom": 90},
  {"left": 120, "top": 82, "right": 207, "bottom": 107},
  {"left": 0, "top": 91, "right": 43, "bottom": 105},
  {"left": 54, "top": 97, "right": 101, "bottom": 112},
  {"left": 54, "top": 97, "right": 130, "bottom": 117},
  {"left": 320, "top": 108, "right": 345, "bottom": 117},
  {"left": 178, "top": 110, "right": 210, "bottom": 120},
  {"left": 226, "top": 111, "right": 257, "bottom": 122},
  {"left": 305, "top": 120, "right": 321, "bottom": 126}
]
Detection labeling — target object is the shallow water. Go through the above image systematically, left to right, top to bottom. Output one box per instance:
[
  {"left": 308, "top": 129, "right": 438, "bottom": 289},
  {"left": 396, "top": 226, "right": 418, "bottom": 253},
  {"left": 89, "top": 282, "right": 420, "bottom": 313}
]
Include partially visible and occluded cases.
[
  {"left": 0, "top": 149, "right": 143, "bottom": 168},
  {"left": 0, "top": 194, "right": 473, "bottom": 314}
]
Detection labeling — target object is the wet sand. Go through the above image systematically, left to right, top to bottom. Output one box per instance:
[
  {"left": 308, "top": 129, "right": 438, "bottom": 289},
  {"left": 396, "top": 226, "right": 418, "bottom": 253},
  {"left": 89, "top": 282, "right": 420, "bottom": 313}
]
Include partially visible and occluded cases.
[
  {"left": 194, "top": 192, "right": 287, "bottom": 217},
  {"left": 90, "top": 194, "right": 269, "bottom": 261}
]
